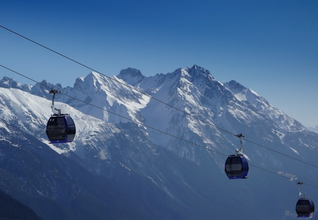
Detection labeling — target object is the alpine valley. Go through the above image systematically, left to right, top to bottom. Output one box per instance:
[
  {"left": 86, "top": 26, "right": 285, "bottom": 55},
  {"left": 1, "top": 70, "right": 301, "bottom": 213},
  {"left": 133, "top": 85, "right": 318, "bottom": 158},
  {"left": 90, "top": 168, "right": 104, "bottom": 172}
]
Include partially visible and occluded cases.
[{"left": 0, "top": 65, "right": 317, "bottom": 220}]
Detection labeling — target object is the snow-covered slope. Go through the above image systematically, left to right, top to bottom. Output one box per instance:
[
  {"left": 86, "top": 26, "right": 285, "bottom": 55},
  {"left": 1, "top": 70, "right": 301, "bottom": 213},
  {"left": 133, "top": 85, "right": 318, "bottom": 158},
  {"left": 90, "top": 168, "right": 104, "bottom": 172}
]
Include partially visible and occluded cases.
[
  {"left": 1, "top": 65, "right": 318, "bottom": 220},
  {"left": 224, "top": 80, "right": 306, "bottom": 132},
  {"left": 0, "top": 87, "right": 118, "bottom": 156}
]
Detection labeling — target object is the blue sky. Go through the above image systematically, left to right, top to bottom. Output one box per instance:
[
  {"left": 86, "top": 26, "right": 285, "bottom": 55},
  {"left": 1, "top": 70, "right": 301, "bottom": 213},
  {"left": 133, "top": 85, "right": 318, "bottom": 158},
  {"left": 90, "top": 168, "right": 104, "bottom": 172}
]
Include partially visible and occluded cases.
[{"left": 0, "top": 0, "right": 317, "bottom": 127}]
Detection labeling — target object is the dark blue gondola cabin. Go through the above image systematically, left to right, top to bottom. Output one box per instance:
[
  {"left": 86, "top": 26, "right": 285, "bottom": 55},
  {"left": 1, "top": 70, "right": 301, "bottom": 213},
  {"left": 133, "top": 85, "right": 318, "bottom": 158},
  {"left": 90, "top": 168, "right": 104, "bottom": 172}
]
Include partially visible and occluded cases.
[
  {"left": 46, "top": 114, "right": 76, "bottom": 143},
  {"left": 225, "top": 154, "right": 249, "bottom": 179},
  {"left": 296, "top": 198, "right": 315, "bottom": 218}
]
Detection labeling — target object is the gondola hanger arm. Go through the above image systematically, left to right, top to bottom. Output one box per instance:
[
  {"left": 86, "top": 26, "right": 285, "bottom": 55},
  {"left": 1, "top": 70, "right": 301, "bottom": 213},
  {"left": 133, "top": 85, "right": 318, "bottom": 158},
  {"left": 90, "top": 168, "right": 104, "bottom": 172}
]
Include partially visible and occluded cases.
[
  {"left": 49, "top": 89, "right": 61, "bottom": 115},
  {"left": 235, "top": 133, "right": 245, "bottom": 155},
  {"left": 297, "top": 181, "right": 306, "bottom": 198}
]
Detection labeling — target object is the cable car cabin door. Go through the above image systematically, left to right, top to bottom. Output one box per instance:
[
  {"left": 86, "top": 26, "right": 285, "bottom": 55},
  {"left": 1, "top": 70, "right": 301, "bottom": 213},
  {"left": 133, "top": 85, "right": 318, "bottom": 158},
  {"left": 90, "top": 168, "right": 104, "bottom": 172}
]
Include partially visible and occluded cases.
[
  {"left": 46, "top": 116, "right": 67, "bottom": 143},
  {"left": 65, "top": 116, "right": 76, "bottom": 142}
]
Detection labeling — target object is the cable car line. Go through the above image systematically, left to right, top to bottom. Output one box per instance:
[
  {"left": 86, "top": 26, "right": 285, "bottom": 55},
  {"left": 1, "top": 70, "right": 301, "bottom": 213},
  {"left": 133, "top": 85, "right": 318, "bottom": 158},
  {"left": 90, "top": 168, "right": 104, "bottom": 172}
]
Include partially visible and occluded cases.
[
  {"left": 1, "top": 24, "right": 317, "bottom": 171},
  {"left": 2, "top": 24, "right": 317, "bottom": 172},
  {"left": 0, "top": 25, "right": 235, "bottom": 135},
  {"left": 0, "top": 64, "right": 228, "bottom": 156},
  {"left": 1, "top": 64, "right": 318, "bottom": 190},
  {"left": 244, "top": 138, "right": 318, "bottom": 169}
]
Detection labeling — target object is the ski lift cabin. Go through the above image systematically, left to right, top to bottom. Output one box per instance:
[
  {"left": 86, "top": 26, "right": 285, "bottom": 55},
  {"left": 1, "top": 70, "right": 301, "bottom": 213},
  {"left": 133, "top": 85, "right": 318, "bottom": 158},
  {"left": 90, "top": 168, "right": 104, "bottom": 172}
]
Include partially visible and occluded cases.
[
  {"left": 46, "top": 89, "right": 76, "bottom": 143},
  {"left": 46, "top": 114, "right": 76, "bottom": 143},
  {"left": 224, "top": 133, "right": 249, "bottom": 179},
  {"left": 225, "top": 154, "right": 249, "bottom": 179},
  {"left": 295, "top": 182, "right": 315, "bottom": 218},
  {"left": 296, "top": 198, "right": 315, "bottom": 218}
]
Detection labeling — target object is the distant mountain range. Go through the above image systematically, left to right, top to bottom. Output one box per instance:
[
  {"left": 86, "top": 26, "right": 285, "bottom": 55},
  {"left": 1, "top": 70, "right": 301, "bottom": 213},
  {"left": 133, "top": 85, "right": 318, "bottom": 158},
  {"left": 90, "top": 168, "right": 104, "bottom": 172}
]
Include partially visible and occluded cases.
[
  {"left": 0, "top": 65, "right": 317, "bottom": 220},
  {"left": 307, "top": 126, "right": 318, "bottom": 133}
]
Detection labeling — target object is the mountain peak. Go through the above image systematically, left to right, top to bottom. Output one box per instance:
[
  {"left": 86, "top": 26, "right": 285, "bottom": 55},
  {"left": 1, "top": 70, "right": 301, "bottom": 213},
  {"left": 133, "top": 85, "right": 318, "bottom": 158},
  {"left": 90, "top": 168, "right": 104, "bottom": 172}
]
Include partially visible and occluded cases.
[
  {"left": 188, "top": 64, "right": 206, "bottom": 72},
  {"left": 182, "top": 65, "right": 214, "bottom": 80},
  {"left": 117, "top": 68, "right": 145, "bottom": 85},
  {"left": 75, "top": 71, "right": 108, "bottom": 93},
  {"left": 85, "top": 71, "right": 103, "bottom": 82},
  {"left": 88, "top": 71, "right": 102, "bottom": 79},
  {"left": 0, "top": 76, "right": 32, "bottom": 91},
  {"left": 0, "top": 76, "right": 19, "bottom": 88},
  {"left": 30, "top": 80, "right": 62, "bottom": 99},
  {"left": 224, "top": 80, "right": 264, "bottom": 103},
  {"left": 225, "top": 80, "right": 247, "bottom": 93}
]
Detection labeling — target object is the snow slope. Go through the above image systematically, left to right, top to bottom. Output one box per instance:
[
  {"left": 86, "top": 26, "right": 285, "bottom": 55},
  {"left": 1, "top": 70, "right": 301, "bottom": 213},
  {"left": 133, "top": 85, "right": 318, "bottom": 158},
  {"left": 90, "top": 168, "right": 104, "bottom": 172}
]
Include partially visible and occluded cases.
[{"left": 1, "top": 65, "right": 318, "bottom": 220}]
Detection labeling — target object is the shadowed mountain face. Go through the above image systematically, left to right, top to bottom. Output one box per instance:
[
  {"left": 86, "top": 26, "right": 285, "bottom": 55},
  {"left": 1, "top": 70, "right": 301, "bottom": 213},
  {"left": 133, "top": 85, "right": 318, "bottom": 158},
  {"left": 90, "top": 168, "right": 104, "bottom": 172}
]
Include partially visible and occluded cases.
[
  {"left": 0, "top": 65, "right": 317, "bottom": 220},
  {"left": 0, "top": 189, "right": 42, "bottom": 220}
]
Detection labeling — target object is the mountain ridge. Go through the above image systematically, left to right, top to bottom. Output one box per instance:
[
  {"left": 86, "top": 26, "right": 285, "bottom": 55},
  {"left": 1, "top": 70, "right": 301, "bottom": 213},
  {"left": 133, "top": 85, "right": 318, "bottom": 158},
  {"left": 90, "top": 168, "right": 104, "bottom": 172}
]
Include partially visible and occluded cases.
[{"left": 0, "top": 65, "right": 317, "bottom": 219}]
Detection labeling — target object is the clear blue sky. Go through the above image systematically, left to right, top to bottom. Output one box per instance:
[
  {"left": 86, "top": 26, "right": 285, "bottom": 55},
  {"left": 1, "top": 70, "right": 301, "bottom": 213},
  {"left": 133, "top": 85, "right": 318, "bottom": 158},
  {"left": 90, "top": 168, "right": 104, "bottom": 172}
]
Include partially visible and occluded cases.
[{"left": 0, "top": 0, "right": 317, "bottom": 127}]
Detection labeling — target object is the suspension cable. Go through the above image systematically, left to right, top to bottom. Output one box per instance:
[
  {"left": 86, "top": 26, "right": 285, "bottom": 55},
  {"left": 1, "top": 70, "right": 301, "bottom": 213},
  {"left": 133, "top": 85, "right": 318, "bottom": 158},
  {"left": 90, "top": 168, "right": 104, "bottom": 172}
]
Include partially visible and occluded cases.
[
  {"left": 1, "top": 24, "right": 318, "bottom": 170},
  {"left": 1, "top": 63, "right": 318, "bottom": 189}
]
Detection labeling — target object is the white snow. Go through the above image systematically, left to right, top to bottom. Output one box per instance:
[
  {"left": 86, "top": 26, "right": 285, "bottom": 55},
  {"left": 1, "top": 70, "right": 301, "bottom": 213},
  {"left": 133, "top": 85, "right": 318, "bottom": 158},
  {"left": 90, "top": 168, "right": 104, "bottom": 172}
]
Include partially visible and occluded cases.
[
  {"left": 0, "top": 66, "right": 315, "bottom": 184},
  {"left": 0, "top": 87, "right": 116, "bottom": 155},
  {"left": 234, "top": 92, "right": 247, "bottom": 101},
  {"left": 298, "top": 138, "right": 310, "bottom": 148},
  {"left": 289, "top": 147, "right": 299, "bottom": 155},
  {"left": 119, "top": 162, "right": 131, "bottom": 172},
  {"left": 277, "top": 171, "right": 297, "bottom": 181},
  {"left": 147, "top": 176, "right": 159, "bottom": 186}
]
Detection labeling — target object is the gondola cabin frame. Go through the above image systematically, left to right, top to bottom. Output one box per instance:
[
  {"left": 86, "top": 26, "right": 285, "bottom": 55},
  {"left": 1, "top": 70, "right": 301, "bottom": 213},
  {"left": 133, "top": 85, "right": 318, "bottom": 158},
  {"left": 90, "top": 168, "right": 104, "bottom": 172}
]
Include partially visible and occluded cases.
[
  {"left": 46, "top": 114, "right": 76, "bottom": 144},
  {"left": 225, "top": 154, "right": 249, "bottom": 179},
  {"left": 296, "top": 198, "right": 315, "bottom": 218}
]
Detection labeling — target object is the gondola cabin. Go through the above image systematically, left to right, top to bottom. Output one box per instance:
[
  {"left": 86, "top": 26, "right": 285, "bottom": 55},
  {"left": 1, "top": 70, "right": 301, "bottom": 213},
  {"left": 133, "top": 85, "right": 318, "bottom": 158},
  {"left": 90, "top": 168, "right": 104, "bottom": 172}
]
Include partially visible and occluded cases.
[
  {"left": 46, "top": 114, "right": 76, "bottom": 143},
  {"left": 225, "top": 154, "right": 249, "bottom": 179},
  {"left": 296, "top": 198, "right": 315, "bottom": 218}
]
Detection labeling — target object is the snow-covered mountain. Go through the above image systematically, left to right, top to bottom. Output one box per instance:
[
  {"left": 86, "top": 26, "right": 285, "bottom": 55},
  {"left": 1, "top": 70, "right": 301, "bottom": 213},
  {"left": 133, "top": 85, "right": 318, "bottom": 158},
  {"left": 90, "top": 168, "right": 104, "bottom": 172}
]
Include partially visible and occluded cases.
[{"left": 0, "top": 65, "right": 318, "bottom": 220}]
